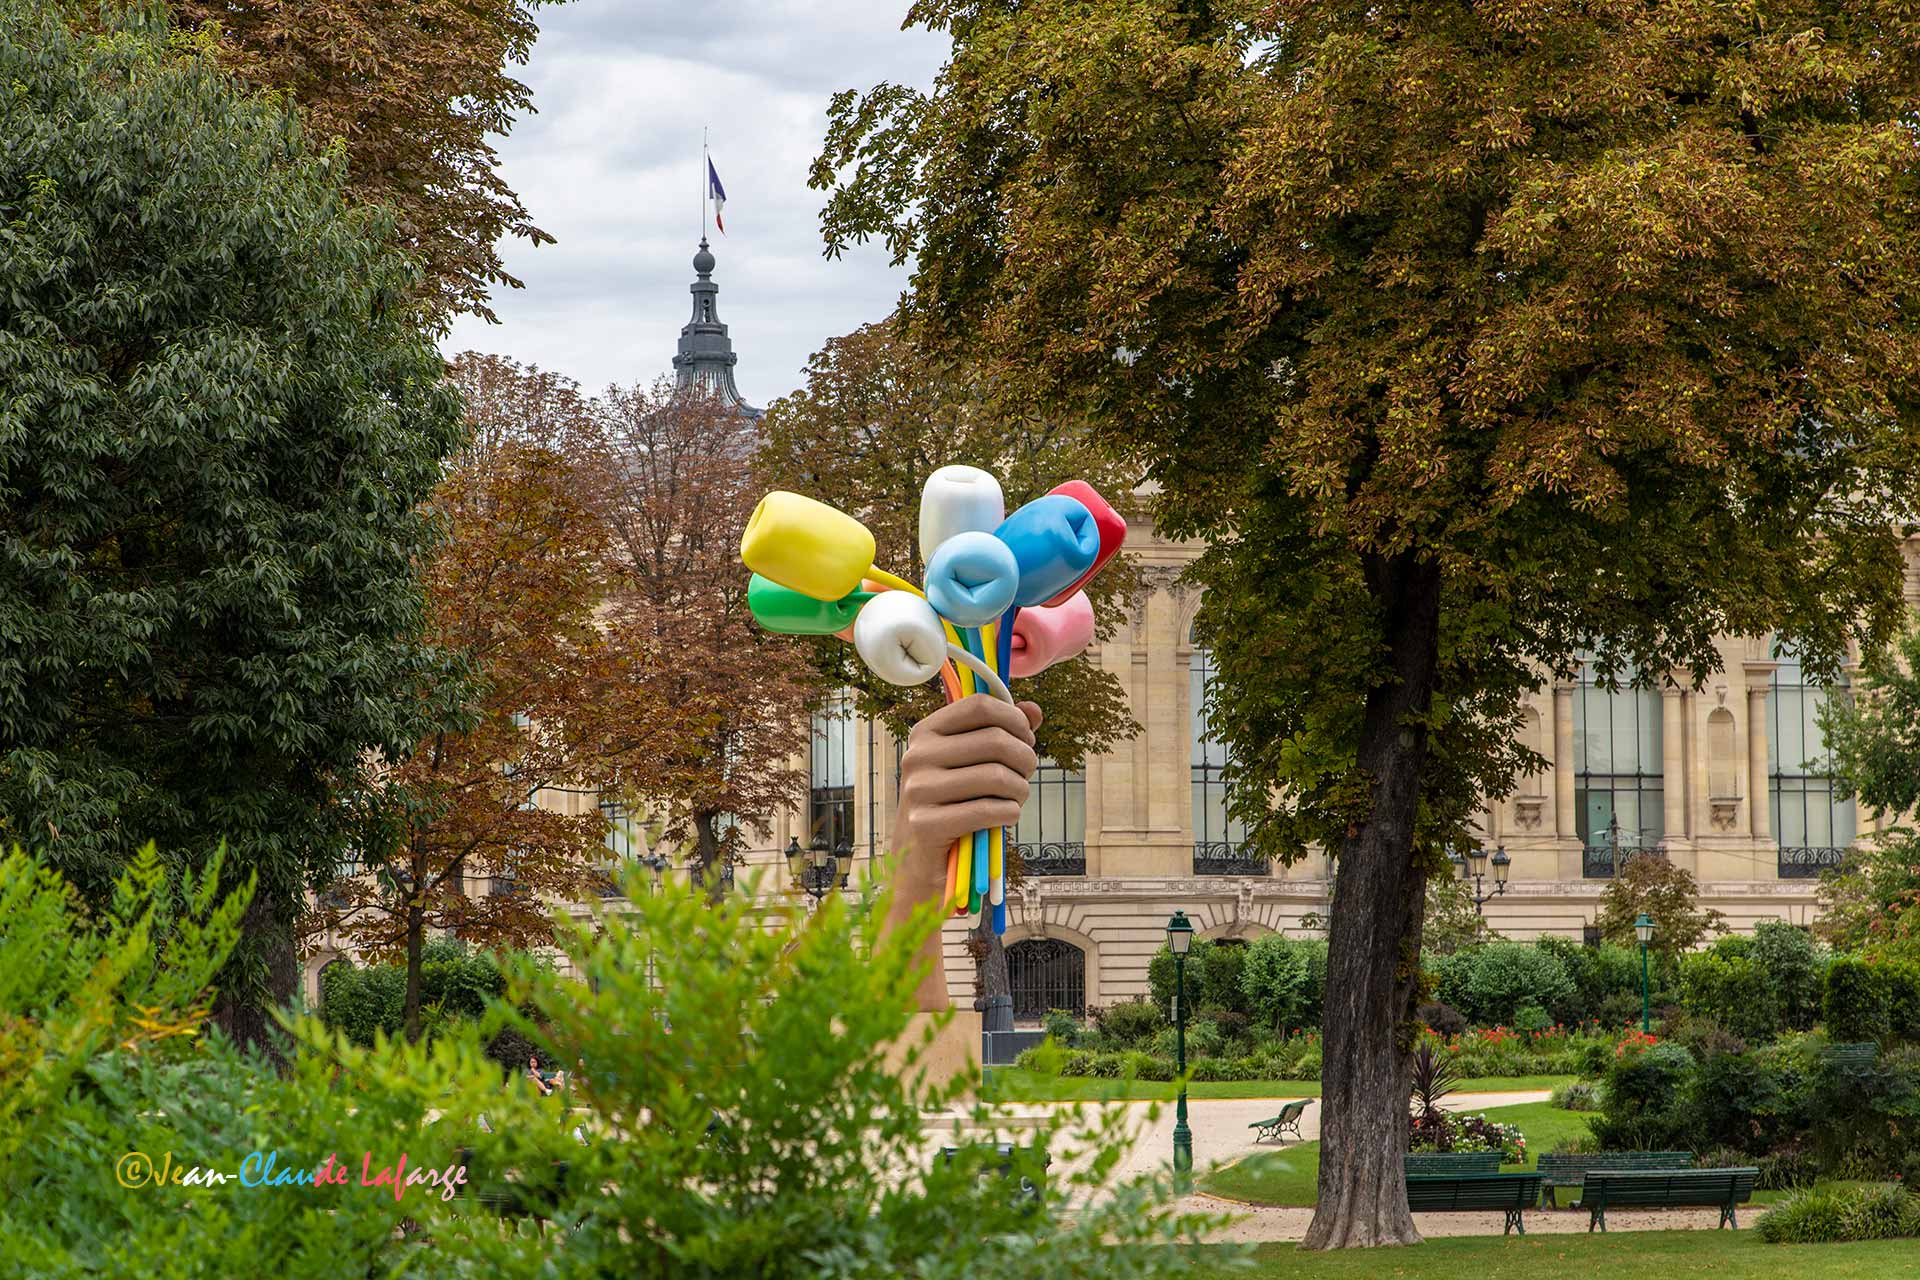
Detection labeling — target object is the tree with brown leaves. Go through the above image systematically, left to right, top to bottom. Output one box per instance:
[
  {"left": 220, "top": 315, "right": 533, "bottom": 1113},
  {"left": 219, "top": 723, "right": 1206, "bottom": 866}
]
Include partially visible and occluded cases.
[
  {"left": 167, "top": 0, "right": 562, "bottom": 322},
  {"left": 321, "top": 354, "right": 674, "bottom": 1040},
  {"left": 593, "top": 380, "right": 818, "bottom": 899}
]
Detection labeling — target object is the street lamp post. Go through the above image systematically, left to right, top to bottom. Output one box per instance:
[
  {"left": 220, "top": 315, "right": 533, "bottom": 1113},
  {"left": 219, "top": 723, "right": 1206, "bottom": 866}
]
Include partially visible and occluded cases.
[
  {"left": 786, "top": 837, "right": 848, "bottom": 905},
  {"left": 1448, "top": 843, "right": 1510, "bottom": 915},
  {"left": 1166, "top": 910, "right": 1195, "bottom": 1174},
  {"left": 1634, "top": 912, "right": 1656, "bottom": 1032}
]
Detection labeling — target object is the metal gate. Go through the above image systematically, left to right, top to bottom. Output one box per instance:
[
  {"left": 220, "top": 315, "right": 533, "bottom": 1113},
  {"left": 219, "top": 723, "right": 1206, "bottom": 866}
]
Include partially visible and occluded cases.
[{"left": 1007, "top": 938, "right": 1086, "bottom": 1021}]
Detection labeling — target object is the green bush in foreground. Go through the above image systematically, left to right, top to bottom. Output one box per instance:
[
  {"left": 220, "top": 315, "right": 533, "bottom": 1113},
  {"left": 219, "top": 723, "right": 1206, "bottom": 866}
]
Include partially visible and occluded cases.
[
  {"left": 1, "top": 847, "right": 1243, "bottom": 1277},
  {"left": 1756, "top": 1184, "right": 1920, "bottom": 1244}
]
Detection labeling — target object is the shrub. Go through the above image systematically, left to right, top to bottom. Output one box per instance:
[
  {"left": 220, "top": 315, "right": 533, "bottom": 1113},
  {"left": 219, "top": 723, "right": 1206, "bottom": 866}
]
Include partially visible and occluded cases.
[
  {"left": 1753, "top": 923, "right": 1827, "bottom": 1032},
  {"left": 1240, "top": 934, "right": 1311, "bottom": 1033},
  {"left": 1148, "top": 938, "right": 1252, "bottom": 1020},
  {"left": 1538, "top": 938, "right": 1645, "bottom": 1025},
  {"left": 1438, "top": 944, "right": 1578, "bottom": 1028},
  {"left": 1681, "top": 948, "right": 1777, "bottom": 1044},
  {"left": 1825, "top": 956, "right": 1892, "bottom": 1043},
  {"left": 1091, "top": 999, "right": 1164, "bottom": 1048},
  {"left": 1418, "top": 1001, "right": 1468, "bottom": 1038},
  {"left": 1513, "top": 1003, "right": 1552, "bottom": 1035},
  {"left": 1043, "top": 1009, "right": 1086, "bottom": 1047},
  {"left": 1182, "top": 1018, "right": 1226, "bottom": 1060},
  {"left": 1589, "top": 1039, "right": 1694, "bottom": 1150},
  {"left": 1122, "top": 1049, "right": 1175, "bottom": 1082},
  {"left": 1551, "top": 1081, "right": 1603, "bottom": 1112},
  {"left": 1755, "top": 1145, "right": 1819, "bottom": 1191},
  {"left": 1757, "top": 1184, "right": 1920, "bottom": 1244}
]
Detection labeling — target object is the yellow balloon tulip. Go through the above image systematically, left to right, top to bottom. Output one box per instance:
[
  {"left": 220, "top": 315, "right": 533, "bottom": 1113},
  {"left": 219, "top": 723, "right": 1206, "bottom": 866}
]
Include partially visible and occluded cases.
[{"left": 739, "top": 491, "right": 878, "bottom": 601}]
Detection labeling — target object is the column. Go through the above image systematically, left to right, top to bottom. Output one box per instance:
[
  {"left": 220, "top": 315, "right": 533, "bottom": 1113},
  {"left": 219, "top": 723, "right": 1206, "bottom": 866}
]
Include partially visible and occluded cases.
[
  {"left": 1553, "top": 683, "right": 1575, "bottom": 839},
  {"left": 1747, "top": 684, "right": 1770, "bottom": 841},
  {"left": 1662, "top": 686, "right": 1685, "bottom": 840}
]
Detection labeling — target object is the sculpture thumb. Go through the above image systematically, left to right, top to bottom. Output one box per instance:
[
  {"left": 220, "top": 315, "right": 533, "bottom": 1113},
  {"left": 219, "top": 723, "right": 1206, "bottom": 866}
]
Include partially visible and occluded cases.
[
  {"left": 919, "top": 465, "right": 1005, "bottom": 564},
  {"left": 1043, "top": 480, "right": 1127, "bottom": 606},
  {"left": 740, "top": 490, "right": 877, "bottom": 601},
  {"left": 996, "top": 494, "right": 1100, "bottom": 607},
  {"left": 925, "top": 530, "right": 1020, "bottom": 627},
  {"left": 748, "top": 574, "right": 873, "bottom": 635},
  {"left": 853, "top": 590, "right": 949, "bottom": 686},
  {"left": 1009, "top": 591, "right": 1095, "bottom": 677}
]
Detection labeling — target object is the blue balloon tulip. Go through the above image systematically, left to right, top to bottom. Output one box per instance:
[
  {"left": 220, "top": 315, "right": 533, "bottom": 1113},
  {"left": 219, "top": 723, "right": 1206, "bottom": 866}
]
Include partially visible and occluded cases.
[
  {"left": 996, "top": 495, "right": 1099, "bottom": 607},
  {"left": 925, "top": 531, "right": 1020, "bottom": 626}
]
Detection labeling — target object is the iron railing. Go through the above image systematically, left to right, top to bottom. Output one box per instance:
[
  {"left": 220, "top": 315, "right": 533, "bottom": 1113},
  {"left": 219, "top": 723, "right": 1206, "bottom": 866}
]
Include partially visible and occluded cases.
[
  {"left": 1012, "top": 840, "right": 1086, "bottom": 877},
  {"left": 1192, "top": 842, "right": 1269, "bottom": 876},
  {"left": 1583, "top": 844, "right": 1664, "bottom": 879},
  {"left": 1778, "top": 846, "right": 1848, "bottom": 880},
  {"left": 1007, "top": 938, "right": 1086, "bottom": 1020}
]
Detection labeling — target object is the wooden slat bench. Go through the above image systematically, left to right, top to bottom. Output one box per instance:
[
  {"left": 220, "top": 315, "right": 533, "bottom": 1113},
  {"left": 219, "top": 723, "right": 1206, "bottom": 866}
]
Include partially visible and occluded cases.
[
  {"left": 1824, "top": 1042, "right": 1879, "bottom": 1073},
  {"left": 1249, "top": 1099, "right": 1311, "bottom": 1144},
  {"left": 1404, "top": 1151, "right": 1501, "bottom": 1176},
  {"left": 1534, "top": 1151, "right": 1693, "bottom": 1208},
  {"left": 1579, "top": 1167, "right": 1757, "bottom": 1232},
  {"left": 1405, "top": 1172, "right": 1545, "bottom": 1235}
]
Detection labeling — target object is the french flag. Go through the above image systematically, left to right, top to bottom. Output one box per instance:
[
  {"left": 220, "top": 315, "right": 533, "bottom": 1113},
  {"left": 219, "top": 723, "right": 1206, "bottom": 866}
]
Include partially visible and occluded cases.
[{"left": 708, "top": 157, "right": 727, "bottom": 234}]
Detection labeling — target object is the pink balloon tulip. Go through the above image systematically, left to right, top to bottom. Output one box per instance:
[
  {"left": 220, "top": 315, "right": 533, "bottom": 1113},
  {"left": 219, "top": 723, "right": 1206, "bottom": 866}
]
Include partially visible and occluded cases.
[{"left": 1009, "top": 592, "right": 1095, "bottom": 678}]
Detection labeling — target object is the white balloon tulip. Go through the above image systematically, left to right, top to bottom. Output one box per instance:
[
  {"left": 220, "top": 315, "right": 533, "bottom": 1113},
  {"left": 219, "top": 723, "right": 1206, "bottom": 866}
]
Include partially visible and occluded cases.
[
  {"left": 918, "top": 465, "right": 1005, "bottom": 564},
  {"left": 853, "top": 590, "right": 949, "bottom": 687}
]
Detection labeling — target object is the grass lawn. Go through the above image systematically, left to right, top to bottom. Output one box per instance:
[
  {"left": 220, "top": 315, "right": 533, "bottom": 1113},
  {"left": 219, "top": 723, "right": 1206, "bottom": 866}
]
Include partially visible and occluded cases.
[
  {"left": 984, "top": 1070, "right": 1572, "bottom": 1103},
  {"left": 1184, "top": 1233, "right": 1920, "bottom": 1279}
]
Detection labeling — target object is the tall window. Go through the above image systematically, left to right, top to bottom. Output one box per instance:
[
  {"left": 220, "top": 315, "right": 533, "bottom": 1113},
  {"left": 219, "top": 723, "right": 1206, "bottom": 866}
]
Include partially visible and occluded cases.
[
  {"left": 1192, "top": 626, "right": 1262, "bottom": 875},
  {"left": 1770, "top": 645, "right": 1855, "bottom": 877},
  {"left": 1573, "top": 656, "right": 1663, "bottom": 876},
  {"left": 810, "top": 691, "right": 855, "bottom": 853},
  {"left": 1016, "top": 759, "right": 1086, "bottom": 875}
]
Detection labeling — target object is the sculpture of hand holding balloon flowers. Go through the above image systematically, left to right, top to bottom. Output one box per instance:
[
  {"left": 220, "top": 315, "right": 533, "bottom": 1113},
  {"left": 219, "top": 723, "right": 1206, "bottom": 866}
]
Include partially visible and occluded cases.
[{"left": 740, "top": 467, "right": 1125, "bottom": 933}]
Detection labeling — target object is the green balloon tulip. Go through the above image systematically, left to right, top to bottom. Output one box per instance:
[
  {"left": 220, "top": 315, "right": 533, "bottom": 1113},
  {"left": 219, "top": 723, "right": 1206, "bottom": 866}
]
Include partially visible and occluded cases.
[{"left": 748, "top": 574, "right": 874, "bottom": 635}]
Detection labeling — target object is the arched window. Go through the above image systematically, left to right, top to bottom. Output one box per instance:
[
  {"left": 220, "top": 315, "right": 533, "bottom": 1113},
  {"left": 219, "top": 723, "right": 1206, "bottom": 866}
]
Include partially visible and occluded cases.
[
  {"left": 1191, "top": 625, "right": 1260, "bottom": 875},
  {"left": 1770, "top": 645, "right": 1855, "bottom": 878},
  {"left": 1573, "top": 655, "right": 1664, "bottom": 877},
  {"left": 810, "top": 690, "right": 855, "bottom": 855},
  {"left": 1015, "top": 758, "right": 1086, "bottom": 875},
  {"left": 1007, "top": 937, "right": 1086, "bottom": 1021}
]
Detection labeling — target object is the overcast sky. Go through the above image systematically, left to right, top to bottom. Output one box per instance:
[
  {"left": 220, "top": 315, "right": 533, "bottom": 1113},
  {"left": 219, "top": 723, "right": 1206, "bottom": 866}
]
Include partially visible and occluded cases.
[{"left": 441, "top": 2, "right": 949, "bottom": 410}]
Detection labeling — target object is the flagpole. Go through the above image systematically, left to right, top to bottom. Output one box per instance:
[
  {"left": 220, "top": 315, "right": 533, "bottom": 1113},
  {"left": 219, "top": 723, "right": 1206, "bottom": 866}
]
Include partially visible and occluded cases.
[{"left": 702, "top": 127, "right": 709, "bottom": 240}]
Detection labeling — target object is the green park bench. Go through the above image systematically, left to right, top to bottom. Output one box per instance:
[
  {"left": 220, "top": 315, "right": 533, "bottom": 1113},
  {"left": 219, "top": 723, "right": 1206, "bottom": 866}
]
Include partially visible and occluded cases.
[
  {"left": 1823, "top": 1042, "right": 1879, "bottom": 1072},
  {"left": 1248, "top": 1099, "right": 1312, "bottom": 1144},
  {"left": 939, "top": 1143, "right": 1050, "bottom": 1207},
  {"left": 1403, "top": 1151, "right": 1501, "bottom": 1176},
  {"left": 1534, "top": 1151, "right": 1693, "bottom": 1208},
  {"left": 1578, "top": 1167, "right": 1757, "bottom": 1232},
  {"left": 1404, "top": 1172, "right": 1544, "bottom": 1235}
]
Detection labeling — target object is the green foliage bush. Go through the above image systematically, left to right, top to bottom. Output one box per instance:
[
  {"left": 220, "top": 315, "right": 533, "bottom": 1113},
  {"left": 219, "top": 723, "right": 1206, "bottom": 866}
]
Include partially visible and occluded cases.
[
  {"left": 2, "top": 850, "right": 1239, "bottom": 1275},
  {"left": 1681, "top": 924, "right": 1827, "bottom": 1043},
  {"left": 1433, "top": 943, "right": 1577, "bottom": 1028},
  {"left": 1825, "top": 956, "right": 1893, "bottom": 1043},
  {"left": 1092, "top": 998, "right": 1164, "bottom": 1048},
  {"left": 1550, "top": 1080, "right": 1603, "bottom": 1112},
  {"left": 1757, "top": 1183, "right": 1920, "bottom": 1244}
]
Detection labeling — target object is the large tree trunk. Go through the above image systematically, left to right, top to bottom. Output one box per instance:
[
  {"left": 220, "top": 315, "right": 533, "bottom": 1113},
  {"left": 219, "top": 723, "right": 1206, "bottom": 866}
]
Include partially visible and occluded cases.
[
  {"left": 1301, "top": 552, "right": 1441, "bottom": 1251},
  {"left": 692, "top": 811, "right": 725, "bottom": 905},
  {"left": 212, "top": 890, "right": 299, "bottom": 1067}
]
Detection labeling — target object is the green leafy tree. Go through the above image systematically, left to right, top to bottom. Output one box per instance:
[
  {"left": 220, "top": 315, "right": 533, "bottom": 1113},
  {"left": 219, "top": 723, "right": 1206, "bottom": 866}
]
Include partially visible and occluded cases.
[
  {"left": 814, "top": 1, "right": 1920, "bottom": 1244},
  {"left": 0, "top": 7, "right": 469, "bottom": 1051},
  {"left": 1820, "top": 620, "right": 1920, "bottom": 962},
  {"left": 1597, "top": 855, "right": 1727, "bottom": 959},
  {"left": 1239, "top": 933, "right": 1309, "bottom": 1034}
]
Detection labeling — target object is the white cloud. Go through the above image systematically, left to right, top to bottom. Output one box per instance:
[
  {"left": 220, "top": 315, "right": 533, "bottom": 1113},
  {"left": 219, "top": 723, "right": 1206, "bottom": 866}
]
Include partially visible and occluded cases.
[{"left": 442, "top": 0, "right": 948, "bottom": 409}]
